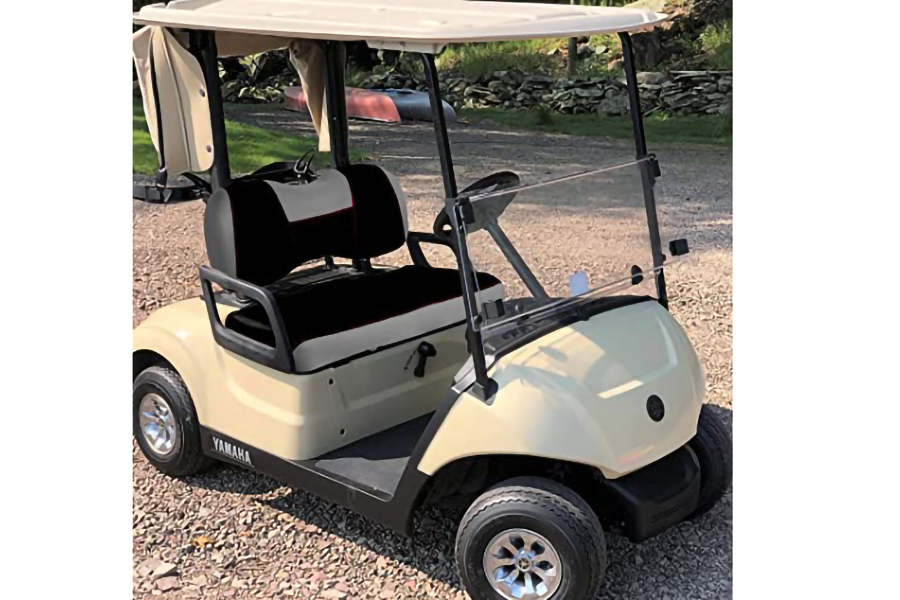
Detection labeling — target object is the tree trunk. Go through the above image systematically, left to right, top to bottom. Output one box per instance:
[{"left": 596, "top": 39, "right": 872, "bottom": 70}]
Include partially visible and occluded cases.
[{"left": 567, "top": 37, "right": 578, "bottom": 78}]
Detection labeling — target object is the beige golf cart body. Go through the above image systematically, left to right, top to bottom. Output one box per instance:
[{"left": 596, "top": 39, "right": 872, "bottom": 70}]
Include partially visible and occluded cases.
[
  {"left": 132, "top": 0, "right": 703, "bottom": 537},
  {"left": 135, "top": 291, "right": 702, "bottom": 478}
]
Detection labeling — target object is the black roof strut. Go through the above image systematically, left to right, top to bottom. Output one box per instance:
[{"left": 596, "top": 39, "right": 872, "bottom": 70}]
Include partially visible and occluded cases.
[
  {"left": 193, "top": 30, "right": 232, "bottom": 191},
  {"left": 619, "top": 32, "right": 668, "bottom": 308},
  {"left": 324, "top": 41, "right": 351, "bottom": 169},
  {"left": 421, "top": 52, "right": 497, "bottom": 402}
]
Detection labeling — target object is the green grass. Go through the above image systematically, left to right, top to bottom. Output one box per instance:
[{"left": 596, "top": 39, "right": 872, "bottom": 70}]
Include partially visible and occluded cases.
[
  {"left": 133, "top": 98, "right": 338, "bottom": 175},
  {"left": 460, "top": 107, "right": 732, "bottom": 147}
]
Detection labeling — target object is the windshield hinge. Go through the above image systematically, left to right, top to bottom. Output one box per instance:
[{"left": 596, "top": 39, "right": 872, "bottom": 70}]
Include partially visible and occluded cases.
[
  {"left": 638, "top": 153, "right": 661, "bottom": 179},
  {"left": 646, "top": 154, "right": 662, "bottom": 178},
  {"left": 458, "top": 200, "right": 476, "bottom": 225},
  {"left": 669, "top": 239, "right": 690, "bottom": 256},
  {"left": 482, "top": 299, "right": 506, "bottom": 320}
]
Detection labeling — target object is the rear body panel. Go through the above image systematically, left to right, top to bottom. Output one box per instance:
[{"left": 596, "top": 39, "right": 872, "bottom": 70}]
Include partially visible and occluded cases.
[{"left": 133, "top": 297, "right": 471, "bottom": 461}]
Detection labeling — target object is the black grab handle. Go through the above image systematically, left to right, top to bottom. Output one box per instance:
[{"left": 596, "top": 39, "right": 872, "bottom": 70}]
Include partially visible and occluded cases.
[{"left": 199, "top": 266, "right": 295, "bottom": 373}]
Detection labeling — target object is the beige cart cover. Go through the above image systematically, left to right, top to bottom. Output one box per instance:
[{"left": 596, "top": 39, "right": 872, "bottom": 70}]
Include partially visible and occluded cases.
[
  {"left": 134, "top": 0, "right": 667, "bottom": 52},
  {"left": 133, "top": 26, "right": 215, "bottom": 177},
  {"left": 134, "top": 27, "right": 333, "bottom": 170},
  {"left": 288, "top": 40, "right": 338, "bottom": 153}
]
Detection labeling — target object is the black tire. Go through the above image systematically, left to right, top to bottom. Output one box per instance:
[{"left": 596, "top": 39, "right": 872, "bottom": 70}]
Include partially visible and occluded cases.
[
  {"left": 133, "top": 366, "right": 214, "bottom": 477},
  {"left": 687, "top": 404, "right": 733, "bottom": 518},
  {"left": 456, "top": 476, "right": 607, "bottom": 600}
]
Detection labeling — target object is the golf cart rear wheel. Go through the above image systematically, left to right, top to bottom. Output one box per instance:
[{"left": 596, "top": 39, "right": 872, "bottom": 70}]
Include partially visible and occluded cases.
[
  {"left": 133, "top": 366, "right": 214, "bottom": 477},
  {"left": 688, "top": 404, "right": 733, "bottom": 518},
  {"left": 456, "top": 477, "right": 607, "bottom": 600}
]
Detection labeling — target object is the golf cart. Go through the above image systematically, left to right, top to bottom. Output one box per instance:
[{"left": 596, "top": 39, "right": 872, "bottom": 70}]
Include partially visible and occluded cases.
[{"left": 132, "top": 2, "right": 732, "bottom": 598}]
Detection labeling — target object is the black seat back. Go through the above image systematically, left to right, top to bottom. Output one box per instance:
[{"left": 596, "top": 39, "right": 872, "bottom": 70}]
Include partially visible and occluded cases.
[{"left": 204, "top": 164, "right": 408, "bottom": 286}]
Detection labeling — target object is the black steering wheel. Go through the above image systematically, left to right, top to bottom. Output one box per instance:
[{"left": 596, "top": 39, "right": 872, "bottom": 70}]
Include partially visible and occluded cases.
[{"left": 433, "top": 171, "right": 521, "bottom": 239}]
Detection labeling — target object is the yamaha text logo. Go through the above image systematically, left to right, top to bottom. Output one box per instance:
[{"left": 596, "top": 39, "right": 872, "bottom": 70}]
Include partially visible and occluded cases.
[{"left": 212, "top": 437, "right": 254, "bottom": 466}]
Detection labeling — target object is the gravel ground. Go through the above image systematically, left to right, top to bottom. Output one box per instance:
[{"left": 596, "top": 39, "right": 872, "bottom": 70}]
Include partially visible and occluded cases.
[{"left": 133, "top": 107, "right": 732, "bottom": 599}]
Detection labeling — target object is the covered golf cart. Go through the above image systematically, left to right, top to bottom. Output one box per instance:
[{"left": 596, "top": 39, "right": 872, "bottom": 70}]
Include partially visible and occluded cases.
[{"left": 132, "top": 2, "right": 731, "bottom": 598}]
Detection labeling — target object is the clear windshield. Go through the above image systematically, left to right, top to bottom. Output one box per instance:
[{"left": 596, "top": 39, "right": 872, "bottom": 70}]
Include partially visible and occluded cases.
[{"left": 455, "top": 155, "right": 665, "bottom": 341}]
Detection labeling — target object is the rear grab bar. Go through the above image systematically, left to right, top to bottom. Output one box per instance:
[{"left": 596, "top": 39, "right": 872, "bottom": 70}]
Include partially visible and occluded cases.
[{"left": 199, "top": 265, "right": 295, "bottom": 373}]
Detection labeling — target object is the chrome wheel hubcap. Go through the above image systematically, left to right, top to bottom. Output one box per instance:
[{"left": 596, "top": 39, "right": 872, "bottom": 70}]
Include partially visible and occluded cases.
[
  {"left": 138, "top": 393, "right": 178, "bottom": 457},
  {"left": 483, "top": 529, "right": 562, "bottom": 599}
]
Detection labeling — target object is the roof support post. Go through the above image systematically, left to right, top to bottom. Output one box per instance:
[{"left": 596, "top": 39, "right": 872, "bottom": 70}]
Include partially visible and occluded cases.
[
  {"left": 190, "top": 30, "right": 231, "bottom": 190},
  {"left": 619, "top": 32, "right": 668, "bottom": 308},
  {"left": 324, "top": 41, "right": 351, "bottom": 169},
  {"left": 148, "top": 47, "right": 168, "bottom": 190},
  {"left": 421, "top": 53, "right": 494, "bottom": 401},
  {"left": 421, "top": 54, "right": 458, "bottom": 198},
  {"left": 445, "top": 195, "right": 496, "bottom": 402}
]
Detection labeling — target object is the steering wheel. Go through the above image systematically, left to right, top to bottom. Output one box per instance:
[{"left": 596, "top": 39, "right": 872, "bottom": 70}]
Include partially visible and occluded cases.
[{"left": 433, "top": 171, "right": 520, "bottom": 239}]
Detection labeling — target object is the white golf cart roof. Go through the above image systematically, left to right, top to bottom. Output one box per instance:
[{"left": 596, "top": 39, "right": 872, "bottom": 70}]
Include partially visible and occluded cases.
[{"left": 134, "top": 0, "right": 668, "bottom": 53}]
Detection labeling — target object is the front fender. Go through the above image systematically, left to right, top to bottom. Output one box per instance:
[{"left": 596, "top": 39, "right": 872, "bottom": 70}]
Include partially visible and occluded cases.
[{"left": 416, "top": 300, "right": 704, "bottom": 479}]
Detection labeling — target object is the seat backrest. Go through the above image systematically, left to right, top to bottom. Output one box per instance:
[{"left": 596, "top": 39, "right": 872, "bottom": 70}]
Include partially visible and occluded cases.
[{"left": 204, "top": 164, "right": 408, "bottom": 286}]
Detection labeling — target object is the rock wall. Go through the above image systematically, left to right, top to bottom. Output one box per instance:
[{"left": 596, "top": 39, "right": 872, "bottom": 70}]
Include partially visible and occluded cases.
[
  {"left": 210, "top": 53, "right": 732, "bottom": 118},
  {"left": 362, "top": 69, "right": 732, "bottom": 117}
]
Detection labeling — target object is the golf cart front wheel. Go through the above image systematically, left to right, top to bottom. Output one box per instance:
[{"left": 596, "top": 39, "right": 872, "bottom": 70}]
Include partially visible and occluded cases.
[
  {"left": 133, "top": 365, "right": 214, "bottom": 477},
  {"left": 687, "top": 404, "right": 733, "bottom": 518},
  {"left": 456, "top": 477, "right": 607, "bottom": 600}
]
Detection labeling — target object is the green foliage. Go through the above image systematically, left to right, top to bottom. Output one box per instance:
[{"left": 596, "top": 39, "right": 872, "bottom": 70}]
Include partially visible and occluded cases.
[
  {"left": 699, "top": 20, "right": 733, "bottom": 69},
  {"left": 435, "top": 26, "right": 630, "bottom": 80},
  {"left": 577, "top": 34, "right": 623, "bottom": 77},
  {"left": 438, "top": 40, "right": 558, "bottom": 78},
  {"left": 395, "top": 53, "right": 425, "bottom": 77},
  {"left": 347, "top": 63, "right": 392, "bottom": 88},
  {"left": 132, "top": 99, "right": 349, "bottom": 175},
  {"left": 461, "top": 107, "right": 732, "bottom": 147}
]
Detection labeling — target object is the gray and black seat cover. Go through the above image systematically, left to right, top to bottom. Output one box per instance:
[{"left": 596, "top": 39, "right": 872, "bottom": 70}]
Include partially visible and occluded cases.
[
  {"left": 204, "top": 164, "right": 502, "bottom": 371},
  {"left": 206, "top": 164, "right": 409, "bottom": 286}
]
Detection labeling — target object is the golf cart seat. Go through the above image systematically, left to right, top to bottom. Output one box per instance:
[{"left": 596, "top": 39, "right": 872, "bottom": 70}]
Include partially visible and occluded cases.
[
  {"left": 205, "top": 164, "right": 503, "bottom": 372},
  {"left": 226, "top": 265, "right": 500, "bottom": 371}
]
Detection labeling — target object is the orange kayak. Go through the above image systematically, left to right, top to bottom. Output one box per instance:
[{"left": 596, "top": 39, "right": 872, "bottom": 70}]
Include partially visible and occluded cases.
[{"left": 285, "top": 86, "right": 456, "bottom": 123}]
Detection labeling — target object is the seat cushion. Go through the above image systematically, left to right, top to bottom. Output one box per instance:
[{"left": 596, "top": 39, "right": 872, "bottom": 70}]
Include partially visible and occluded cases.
[{"left": 225, "top": 266, "right": 503, "bottom": 372}]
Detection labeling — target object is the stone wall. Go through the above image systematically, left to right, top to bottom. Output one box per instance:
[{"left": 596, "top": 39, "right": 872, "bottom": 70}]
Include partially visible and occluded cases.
[
  {"left": 208, "top": 54, "right": 733, "bottom": 117},
  {"left": 362, "top": 69, "right": 732, "bottom": 117}
]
